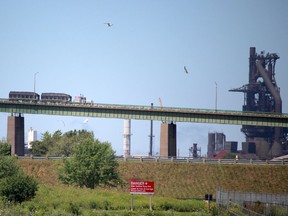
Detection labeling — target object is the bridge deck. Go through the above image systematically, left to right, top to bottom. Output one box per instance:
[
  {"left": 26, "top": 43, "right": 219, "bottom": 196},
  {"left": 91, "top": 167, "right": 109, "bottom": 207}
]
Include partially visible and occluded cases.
[{"left": 0, "top": 99, "right": 288, "bottom": 127}]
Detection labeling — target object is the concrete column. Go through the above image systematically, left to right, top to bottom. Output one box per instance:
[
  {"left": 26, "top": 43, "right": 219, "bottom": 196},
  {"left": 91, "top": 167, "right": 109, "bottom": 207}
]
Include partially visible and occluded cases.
[
  {"left": 7, "top": 115, "right": 25, "bottom": 156},
  {"left": 160, "top": 122, "right": 176, "bottom": 157}
]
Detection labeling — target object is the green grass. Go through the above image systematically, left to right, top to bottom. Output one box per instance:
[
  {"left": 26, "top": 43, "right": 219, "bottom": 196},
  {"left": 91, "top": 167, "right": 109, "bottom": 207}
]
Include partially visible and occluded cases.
[
  {"left": 9, "top": 159, "right": 288, "bottom": 215},
  {"left": 116, "top": 161, "right": 288, "bottom": 198},
  {"left": 0, "top": 184, "right": 209, "bottom": 215}
]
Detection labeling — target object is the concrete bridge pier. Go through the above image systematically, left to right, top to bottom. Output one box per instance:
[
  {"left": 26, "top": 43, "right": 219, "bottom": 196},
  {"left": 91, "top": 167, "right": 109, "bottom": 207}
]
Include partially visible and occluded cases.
[
  {"left": 7, "top": 114, "right": 25, "bottom": 156},
  {"left": 160, "top": 122, "right": 177, "bottom": 157}
]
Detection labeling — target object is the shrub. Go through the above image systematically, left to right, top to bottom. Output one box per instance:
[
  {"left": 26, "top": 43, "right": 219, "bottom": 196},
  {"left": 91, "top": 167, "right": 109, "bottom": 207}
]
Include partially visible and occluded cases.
[
  {"left": 0, "top": 142, "right": 11, "bottom": 156},
  {"left": 0, "top": 156, "right": 19, "bottom": 178},
  {"left": 0, "top": 157, "right": 38, "bottom": 203},
  {"left": 0, "top": 170, "right": 38, "bottom": 203},
  {"left": 101, "top": 200, "right": 112, "bottom": 210},
  {"left": 89, "top": 201, "right": 98, "bottom": 209},
  {"left": 159, "top": 201, "right": 174, "bottom": 211},
  {"left": 68, "top": 202, "right": 81, "bottom": 215}
]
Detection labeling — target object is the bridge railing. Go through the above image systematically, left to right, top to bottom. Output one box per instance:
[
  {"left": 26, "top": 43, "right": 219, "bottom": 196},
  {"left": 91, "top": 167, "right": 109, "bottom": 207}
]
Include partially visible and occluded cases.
[
  {"left": 1, "top": 98, "right": 287, "bottom": 117},
  {"left": 15, "top": 155, "right": 288, "bottom": 165}
]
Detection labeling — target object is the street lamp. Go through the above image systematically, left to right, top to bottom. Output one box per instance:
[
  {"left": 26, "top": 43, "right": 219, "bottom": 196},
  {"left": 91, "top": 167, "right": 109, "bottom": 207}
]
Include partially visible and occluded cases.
[
  {"left": 34, "top": 72, "right": 39, "bottom": 99},
  {"left": 215, "top": 81, "right": 218, "bottom": 111},
  {"left": 149, "top": 103, "right": 154, "bottom": 156}
]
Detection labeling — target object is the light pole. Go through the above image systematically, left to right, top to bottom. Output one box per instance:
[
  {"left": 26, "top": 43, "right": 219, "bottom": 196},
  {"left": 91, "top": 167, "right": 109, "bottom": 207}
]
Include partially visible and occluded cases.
[
  {"left": 34, "top": 72, "right": 39, "bottom": 99},
  {"left": 215, "top": 81, "right": 218, "bottom": 110},
  {"left": 149, "top": 103, "right": 154, "bottom": 156}
]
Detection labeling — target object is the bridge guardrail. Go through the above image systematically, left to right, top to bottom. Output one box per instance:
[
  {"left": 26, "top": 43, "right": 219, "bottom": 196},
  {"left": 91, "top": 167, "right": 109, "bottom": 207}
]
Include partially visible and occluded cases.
[{"left": 15, "top": 155, "right": 288, "bottom": 165}]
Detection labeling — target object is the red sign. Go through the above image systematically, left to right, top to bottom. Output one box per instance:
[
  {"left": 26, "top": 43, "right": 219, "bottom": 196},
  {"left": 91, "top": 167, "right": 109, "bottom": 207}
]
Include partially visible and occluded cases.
[{"left": 130, "top": 180, "right": 154, "bottom": 194}]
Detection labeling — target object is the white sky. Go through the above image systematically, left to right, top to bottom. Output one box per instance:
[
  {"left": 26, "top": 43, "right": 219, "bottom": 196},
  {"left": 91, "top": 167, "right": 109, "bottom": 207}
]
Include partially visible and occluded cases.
[{"left": 0, "top": 0, "right": 287, "bottom": 156}]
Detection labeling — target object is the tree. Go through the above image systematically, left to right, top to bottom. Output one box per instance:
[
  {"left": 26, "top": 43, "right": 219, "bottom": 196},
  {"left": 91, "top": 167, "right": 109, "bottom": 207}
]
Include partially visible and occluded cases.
[
  {"left": 31, "top": 130, "right": 95, "bottom": 156},
  {"left": 31, "top": 130, "right": 62, "bottom": 156},
  {"left": 49, "top": 130, "right": 94, "bottom": 156},
  {"left": 41, "top": 131, "right": 61, "bottom": 155},
  {"left": 53, "top": 135, "right": 75, "bottom": 157},
  {"left": 58, "top": 139, "right": 121, "bottom": 189},
  {"left": 30, "top": 140, "right": 48, "bottom": 156},
  {"left": 0, "top": 141, "right": 11, "bottom": 156},
  {"left": 0, "top": 156, "right": 38, "bottom": 203},
  {"left": 0, "top": 156, "right": 19, "bottom": 178},
  {"left": 0, "top": 171, "right": 38, "bottom": 203}
]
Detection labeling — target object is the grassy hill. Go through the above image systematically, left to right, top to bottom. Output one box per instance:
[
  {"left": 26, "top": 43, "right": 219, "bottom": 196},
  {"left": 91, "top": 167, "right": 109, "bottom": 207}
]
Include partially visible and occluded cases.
[{"left": 18, "top": 159, "right": 288, "bottom": 199}]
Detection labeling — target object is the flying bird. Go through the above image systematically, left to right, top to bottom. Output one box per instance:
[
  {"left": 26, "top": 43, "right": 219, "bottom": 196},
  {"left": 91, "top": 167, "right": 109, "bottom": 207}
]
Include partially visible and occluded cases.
[
  {"left": 104, "top": 22, "right": 113, "bottom": 27},
  {"left": 184, "top": 66, "right": 189, "bottom": 74},
  {"left": 83, "top": 118, "right": 89, "bottom": 124}
]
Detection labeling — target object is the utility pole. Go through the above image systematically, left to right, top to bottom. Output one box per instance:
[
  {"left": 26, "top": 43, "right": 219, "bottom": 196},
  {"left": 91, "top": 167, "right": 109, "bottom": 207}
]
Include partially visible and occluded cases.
[
  {"left": 34, "top": 72, "right": 39, "bottom": 99},
  {"left": 215, "top": 81, "right": 218, "bottom": 110},
  {"left": 149, "top": 103, "right": 154, "bottom": 156}
]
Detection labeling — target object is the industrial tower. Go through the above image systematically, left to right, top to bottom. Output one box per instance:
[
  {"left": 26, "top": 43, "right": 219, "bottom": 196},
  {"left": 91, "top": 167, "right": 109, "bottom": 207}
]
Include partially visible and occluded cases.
[{"left": 230, "top": 47, "right": 288, "bottom": 159}]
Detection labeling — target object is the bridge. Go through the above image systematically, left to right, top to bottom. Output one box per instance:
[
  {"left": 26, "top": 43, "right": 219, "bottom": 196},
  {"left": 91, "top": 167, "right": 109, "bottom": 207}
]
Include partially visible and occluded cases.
[
  {"left": 1, "top": 99, "right": 288, "bottom": 157},
  {"left": 1, "top": 99, "right": 288, "bottom": 127}
]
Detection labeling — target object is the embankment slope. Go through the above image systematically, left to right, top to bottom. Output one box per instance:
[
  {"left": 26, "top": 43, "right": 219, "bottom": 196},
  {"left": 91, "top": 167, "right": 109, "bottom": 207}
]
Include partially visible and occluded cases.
[{"left": 19, "top": 160, "right": 288, "bottom": 198}]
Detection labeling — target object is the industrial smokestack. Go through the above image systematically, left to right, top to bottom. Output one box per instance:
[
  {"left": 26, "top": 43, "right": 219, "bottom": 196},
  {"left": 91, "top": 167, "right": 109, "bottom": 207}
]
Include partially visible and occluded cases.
[{"left": 123, "top": 119, "right": 132, "bottom": 157}]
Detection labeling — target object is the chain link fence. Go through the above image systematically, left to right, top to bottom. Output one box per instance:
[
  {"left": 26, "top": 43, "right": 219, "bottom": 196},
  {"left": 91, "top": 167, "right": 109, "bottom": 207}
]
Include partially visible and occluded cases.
[{"left": 216, "top": 188, "right": 288, "bottom": 215}]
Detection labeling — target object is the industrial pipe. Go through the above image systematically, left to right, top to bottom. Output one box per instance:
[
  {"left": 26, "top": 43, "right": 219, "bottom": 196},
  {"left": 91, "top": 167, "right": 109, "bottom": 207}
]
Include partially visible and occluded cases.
[
  {"left": 256, "top": 61, "right": 282, "bottom": 113},
  {"left": 256, "top": 61, "right": 282, "bottom": 156}
]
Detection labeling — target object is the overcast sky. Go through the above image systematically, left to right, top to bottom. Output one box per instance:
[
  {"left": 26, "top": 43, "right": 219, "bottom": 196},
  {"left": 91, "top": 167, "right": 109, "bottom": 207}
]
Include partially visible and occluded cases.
[{"left": 0, "top": 0, "right": 287, "bottom": 156}]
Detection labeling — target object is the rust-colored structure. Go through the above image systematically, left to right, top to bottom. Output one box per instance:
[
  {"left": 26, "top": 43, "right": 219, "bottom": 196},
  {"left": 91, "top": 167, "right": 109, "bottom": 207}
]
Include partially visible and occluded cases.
[
  {"left": 230, "top": 47, "right": 288, "bottom": 159},
  {"left": 7, "top": 114, "right": 25, "bottom": 156},
  {"left": 160, "top": 122, "right": 176, "bottom": 157},
  {"left": 207, "top": 132, "right": 226, "bottom": 157}
]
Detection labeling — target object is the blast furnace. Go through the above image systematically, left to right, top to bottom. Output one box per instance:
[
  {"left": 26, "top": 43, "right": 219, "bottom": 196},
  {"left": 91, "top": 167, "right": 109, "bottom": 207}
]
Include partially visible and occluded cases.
[{"left": 230, "top": 47, "right": 288, "bottom": 159}]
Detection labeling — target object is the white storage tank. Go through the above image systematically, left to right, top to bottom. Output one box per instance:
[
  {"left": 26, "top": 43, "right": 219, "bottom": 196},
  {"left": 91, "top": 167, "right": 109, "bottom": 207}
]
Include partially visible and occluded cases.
[
  {"left": 123, "top": 119, "right": 132, "bottom": 157},
  {"left": 27, "top": 127, "right": 37, "bottom": 149}
]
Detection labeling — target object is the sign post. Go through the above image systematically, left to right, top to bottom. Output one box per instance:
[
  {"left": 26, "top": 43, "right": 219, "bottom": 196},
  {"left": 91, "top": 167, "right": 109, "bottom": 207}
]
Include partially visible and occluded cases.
[{"left": 130, "top": 180, "right": 154, "bottom": 211}]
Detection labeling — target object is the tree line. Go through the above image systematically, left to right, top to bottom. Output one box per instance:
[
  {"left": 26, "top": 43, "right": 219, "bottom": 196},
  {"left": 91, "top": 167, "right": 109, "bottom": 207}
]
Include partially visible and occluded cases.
[
  {"left": 31, "top": 129, "right": 95, "bottom": 156},
  {"left": 0, "top": 130, "right": 121, "bottom": 203}
]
